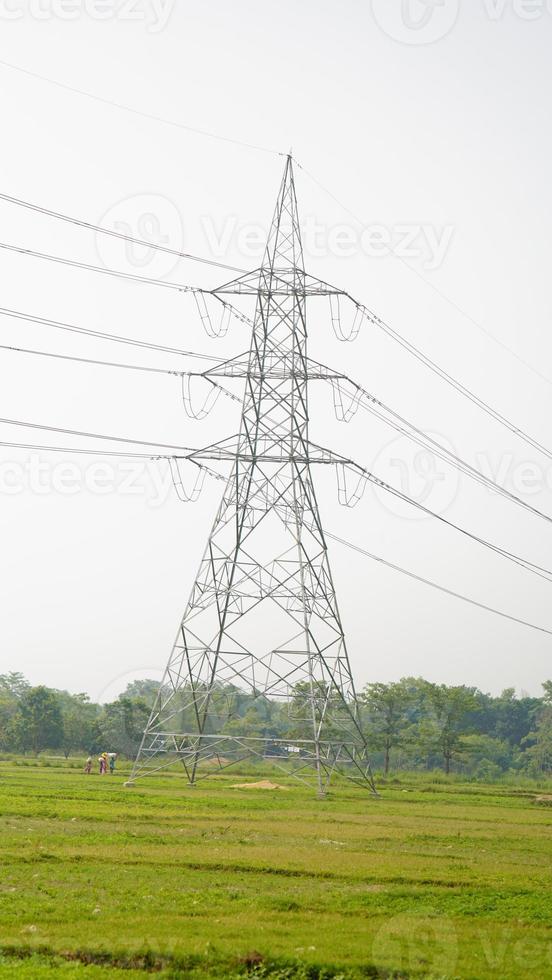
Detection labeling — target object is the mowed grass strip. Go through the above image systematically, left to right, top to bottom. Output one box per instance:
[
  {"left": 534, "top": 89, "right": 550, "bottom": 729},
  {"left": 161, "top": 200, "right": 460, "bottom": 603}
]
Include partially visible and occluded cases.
[{"left": 1, "top": 762, "right": 552, "bottom": 978}]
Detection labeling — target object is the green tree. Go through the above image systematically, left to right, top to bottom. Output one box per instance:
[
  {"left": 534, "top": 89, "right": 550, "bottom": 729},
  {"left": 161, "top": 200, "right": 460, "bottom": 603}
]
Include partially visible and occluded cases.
[
  {"left": 0, "top": 672, "right": 29, "bottom": 699},
  {"left": 0, "top": 673, "right": 30, "bottom": 750},
  {"left": 122, "top": 679, "right": 160, "bottom": 706},
  {"left": 362, "top": 680, "right": 413, "bottom": 775},
  {"left": 287, "top": 681, "right": 349, "bottom": 741},
  {"left": 542, "top": 681, "right": 552, "bottom": 705},
  {"left": 522, "top": 682, "right": 552, "bottom": 775},
  {"left": 423, "top": 684, "right": 480, "bottom": 774},
  {"left": 14, "top": 686, "right": 64, "bottom": 755},
  {"left": 490, "top": 689, "right": 539, "bottom": 747},
  {"left": 59, "top": 693, "right": 98, "bottom": 758},
  {"left": 97, "top": 696, "right": 151, "bottom": 756},
  {"left": 522, "top": 711, "right": 552, "bottom": 775},
  {"left": 462, "top": 734, "right": 513, "bottom": 775}
]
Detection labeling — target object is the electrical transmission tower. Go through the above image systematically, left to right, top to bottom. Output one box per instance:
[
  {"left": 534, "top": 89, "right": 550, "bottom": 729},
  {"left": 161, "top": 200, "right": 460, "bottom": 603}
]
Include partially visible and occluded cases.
[
  {"left": 3, "top": 137, "right": 550, "bottom": 797},
  {"left": 129, "top": 156, "right": 376, "bottom": 795}
]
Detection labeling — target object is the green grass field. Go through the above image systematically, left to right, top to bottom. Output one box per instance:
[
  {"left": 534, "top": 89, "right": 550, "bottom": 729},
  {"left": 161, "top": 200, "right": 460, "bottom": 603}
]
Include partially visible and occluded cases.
[{"left": 1, "top": 761, "right": 552, "bottom": 979}]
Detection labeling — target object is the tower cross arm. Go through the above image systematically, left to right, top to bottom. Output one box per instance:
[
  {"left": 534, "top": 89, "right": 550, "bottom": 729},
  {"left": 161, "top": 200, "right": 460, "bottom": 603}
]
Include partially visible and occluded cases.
[
  {"left": 211, "top": 269, "right": 355, "bottom": 298},
  {"left": 197, "top": 353, "right": 350, "bottom": 383},
  {"left": 187, "top": 437, "right": 379, "bottom": 474},
  {"left": 307, "top": 442, "right": 383, "bottom": 481}
]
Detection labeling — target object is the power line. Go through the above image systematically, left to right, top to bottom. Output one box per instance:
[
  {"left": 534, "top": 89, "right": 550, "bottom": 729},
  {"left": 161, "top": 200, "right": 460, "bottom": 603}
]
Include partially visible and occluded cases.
[
  {"left": 4, "top": 48, "right": 545, "bottom": 396},
  {"left": 2, "top": 49, "right": 543, "bottom": 390},
  {"left": 0, "top": 58, "right": 282, "bottom": 159},
  {"left": 296, "top": 159, "right": 552, "bottom": 389},
  {"left": 5, "top": 179, "right": 548, "bottom": 478},
  {"left": 0, "top": 190, "right": 246, "bottom": 275},
  {"left": 4, "top": 231, "right": 549, "bottom": 477},
  {"left": 5, "top": 232, "right": 549, "bottom": 478},
  {"left": 0, "top": 240, "right": 198, "bottom": 293},
  {"left": 0, "top": 246, "right": 252, "bottom": 331},
  {"left": 330, "top": 290, "right": 552, "bottom": 466},
  {"left": 5, "top": 300, "right": 548, "bottom": 524},
  {"left": 354, "top": 300, "right": 552, "bottom": 464},
  {"left": 0, "top": 305, "right": 225, "bottom": 362},
  {"left": 2, "top": 312, "right": 549, "bottom": 583},
  {"left": 15, "top": 330, "right": 542, "bottom": 531},
  {"left": 0, "top": 340, "right": 213, "bottom": 377},
  {"left": 0, "top": 341, "right": 241, "bottom": 407},
  {"left": 0, "top": 341, "right": 184, "bottom": 376},
  {"left": 330, "top": 376, "right": 552, "bottom": 526},
  {"left": 7, "top": 403, "right": 546, "bottom": 586},
  {"left": 0, "top": 416, "right": 193, "bottom": 455},
  {"left": 1, "top": 429, "right": 547, "bottom": 635},
  {"left": 1, "top": 430, "right": 546, "bottom": 637},
  {"left": 0, "top": 439, "right": 161, "bottom": 460},
  {"left": 183, "top": 439, "right": 552, "bottom": 584},
  {"left": 0, "top": 440, "right": 226, "bottom": 488},
  {"left": 361, "top": 465, "right": 552, "bottom": 584},
  {"left": 325, "top": 530, "right": 552, "bottom": 638}
]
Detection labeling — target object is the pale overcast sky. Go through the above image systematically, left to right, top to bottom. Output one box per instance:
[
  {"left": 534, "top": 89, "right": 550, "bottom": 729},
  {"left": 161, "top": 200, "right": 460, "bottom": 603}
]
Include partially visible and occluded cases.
[{"left": 1, "top": 0, "right": 551, "bottom": 700}]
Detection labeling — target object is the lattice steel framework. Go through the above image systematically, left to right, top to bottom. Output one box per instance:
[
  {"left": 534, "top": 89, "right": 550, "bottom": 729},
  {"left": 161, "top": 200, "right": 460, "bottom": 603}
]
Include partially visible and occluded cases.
[{"left": 129, "top": 157, "right": 376, "bottom": 795}]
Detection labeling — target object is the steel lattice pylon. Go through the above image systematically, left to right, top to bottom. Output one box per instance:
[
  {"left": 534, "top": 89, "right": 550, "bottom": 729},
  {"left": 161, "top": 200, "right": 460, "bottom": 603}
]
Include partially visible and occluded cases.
[{"left": 129, "top": 157, "right": 376, "bottom": 795}]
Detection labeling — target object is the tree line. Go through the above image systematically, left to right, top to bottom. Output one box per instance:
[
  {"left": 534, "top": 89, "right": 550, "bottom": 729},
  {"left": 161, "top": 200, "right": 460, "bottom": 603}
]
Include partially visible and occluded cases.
[
  {"left": 1, "top": 672, "right": 551, "bottom": 778},
  {"left": 0, "top": 673, "right": 153, "bottom": 760},
  {"left": 362, "top": 678, "right": 552, "bottom": 779}
]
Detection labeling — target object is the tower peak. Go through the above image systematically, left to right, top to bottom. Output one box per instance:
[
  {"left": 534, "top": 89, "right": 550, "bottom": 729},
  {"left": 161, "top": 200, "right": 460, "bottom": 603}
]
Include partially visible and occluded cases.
[{"left": 263, "top": 155, "right": 304, "bottom": 273}]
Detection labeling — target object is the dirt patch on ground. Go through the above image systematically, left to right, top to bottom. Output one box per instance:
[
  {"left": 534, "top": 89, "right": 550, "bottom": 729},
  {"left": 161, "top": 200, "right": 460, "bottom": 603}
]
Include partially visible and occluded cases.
[
  {"left": 230, "top": 780, "right": 289, "bottom": 791},
  {"left": 534, "top": 795, "right": 552, "bottom": 806}
]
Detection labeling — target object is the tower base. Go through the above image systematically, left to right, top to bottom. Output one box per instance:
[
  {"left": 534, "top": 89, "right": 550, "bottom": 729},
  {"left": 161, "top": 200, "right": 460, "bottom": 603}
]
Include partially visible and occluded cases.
[{"left": 129, "top": 733, "right": 377, "bottom": 796}]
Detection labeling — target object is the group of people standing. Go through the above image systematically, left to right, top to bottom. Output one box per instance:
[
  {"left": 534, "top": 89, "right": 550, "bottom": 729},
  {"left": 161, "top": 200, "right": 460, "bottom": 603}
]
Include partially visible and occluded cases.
[{"left": 84, "top": 752, "right": 117, "bottom": 775}]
